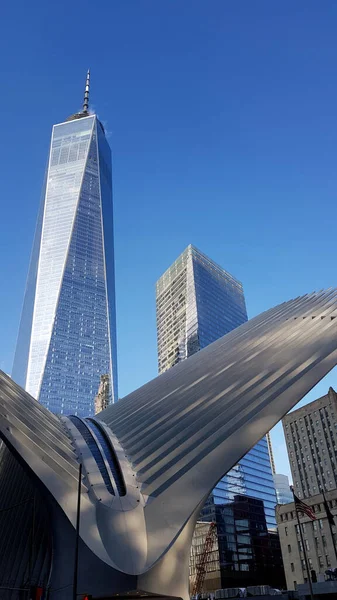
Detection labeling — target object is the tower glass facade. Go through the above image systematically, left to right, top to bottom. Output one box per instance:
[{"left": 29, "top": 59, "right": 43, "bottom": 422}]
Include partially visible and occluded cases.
[
  {"left": 12, "top": 111, "right": 117, "bottom": 417},
  {"left": 156, "top": 245, "right": 277, "bottom": 528},
  {"left": 273, "top": 474, "right": 293, "bottom": 505},
  {"left": 194, "top": 495, "right": 285, "bottom": 590}
]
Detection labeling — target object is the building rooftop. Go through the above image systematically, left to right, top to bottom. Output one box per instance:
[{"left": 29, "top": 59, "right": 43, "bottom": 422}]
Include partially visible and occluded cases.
[{"left": 283, "top": 386, "right": 337, "bottom": 421}]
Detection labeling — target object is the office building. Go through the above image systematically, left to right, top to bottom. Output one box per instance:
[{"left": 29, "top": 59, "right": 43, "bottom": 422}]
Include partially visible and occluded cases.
[
  {"left": 12, "top": 72, "right": 118, "bottom": 416},
  {"left": 156, "top": 245, "right": 277, "bottom": 529},
  {"left": 156, "top": 245, "right": 247, "bottom": 371},
  {"left": 283, "top": 387, "right": 337, "bottom": 499},
  {"left": 267, "top": 431, "right": 277, "bottom": 475},
  {"left": 266, "top": 432, "right": 293, "bottom": 505},
  {"left": 267, "top": 433, "right": 292, "bottom": 505},
  {"left": 273, "top": 474, "right": 293, "bottom": 505},
  {"left": 276, "top": 490, "right": 337, "bottom": 589},
  {"left": 192, "top": 495, "right": 286, "bottom": 591}
]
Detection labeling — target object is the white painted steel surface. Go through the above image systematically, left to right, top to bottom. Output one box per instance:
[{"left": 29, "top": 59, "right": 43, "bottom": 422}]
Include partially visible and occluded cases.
[{"left": 1, "top": 290, "right": 337, "bottom": 580}]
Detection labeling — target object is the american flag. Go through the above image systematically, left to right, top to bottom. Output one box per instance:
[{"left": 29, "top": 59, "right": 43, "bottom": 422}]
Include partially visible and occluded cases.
[{"left": 293, "top": 493, "right": 316, "bottom": 521}]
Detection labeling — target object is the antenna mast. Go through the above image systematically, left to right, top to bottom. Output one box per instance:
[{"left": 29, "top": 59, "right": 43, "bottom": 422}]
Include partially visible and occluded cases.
[{"left": 83, "top": 69, "right": 90, "bottom": 113}]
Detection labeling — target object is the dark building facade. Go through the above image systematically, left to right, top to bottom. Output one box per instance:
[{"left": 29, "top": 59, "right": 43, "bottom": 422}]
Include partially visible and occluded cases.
[
  {"left": 0, "top": 446, "right": 52, "bottom": 598},
  {"left": 198, "top": 495, "right": 286, "bottom": 590}
]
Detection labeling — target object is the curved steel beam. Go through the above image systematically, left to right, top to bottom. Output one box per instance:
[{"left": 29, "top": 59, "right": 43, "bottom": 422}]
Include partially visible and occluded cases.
[{"left": 1, "top": 290, "right": 337, "bottom": 581}]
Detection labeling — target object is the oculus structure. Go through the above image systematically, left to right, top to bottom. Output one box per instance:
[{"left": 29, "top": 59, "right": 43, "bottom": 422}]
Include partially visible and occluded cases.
[{"left": 1, "top": 290, "right": 337, "bottom": 598}]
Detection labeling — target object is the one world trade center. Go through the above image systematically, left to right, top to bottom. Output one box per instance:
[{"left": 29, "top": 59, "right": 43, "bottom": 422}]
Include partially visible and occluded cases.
[{"left": 12, "top": 72, "right": 118, "bottom": 416}]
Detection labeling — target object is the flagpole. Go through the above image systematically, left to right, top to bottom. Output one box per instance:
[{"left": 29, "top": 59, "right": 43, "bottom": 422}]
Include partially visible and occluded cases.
[
  {"left": 73, "top": 462, "right": 82, "bottom": 600},
  {"left": 291, "top": 488, "right": 315, "bottom": 600},
  {"left": 321, "top": 488, "right": 337, "bottom": 565}
]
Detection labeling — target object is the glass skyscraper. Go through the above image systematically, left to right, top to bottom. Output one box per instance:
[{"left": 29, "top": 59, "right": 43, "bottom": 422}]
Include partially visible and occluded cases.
[
  {"left": 12, "top": 72, "right": 118, "bottom": 416},
  {"left": 156, "top": 244, "right": 277, "bottom": 529}
]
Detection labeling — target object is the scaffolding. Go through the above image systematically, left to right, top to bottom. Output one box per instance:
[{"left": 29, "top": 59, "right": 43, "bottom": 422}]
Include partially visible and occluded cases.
[{"left": 191, "top": 522, "right": 218, "bottom": 596}]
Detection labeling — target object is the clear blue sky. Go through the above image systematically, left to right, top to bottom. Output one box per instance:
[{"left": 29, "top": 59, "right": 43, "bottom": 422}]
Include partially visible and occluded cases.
[{"left": 1, "top": 1, "right": 337, "bottom": 479}]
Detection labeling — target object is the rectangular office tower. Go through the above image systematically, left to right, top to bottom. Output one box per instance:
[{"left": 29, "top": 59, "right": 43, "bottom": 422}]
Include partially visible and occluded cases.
[
  {"left": 12, "top": 73, "right": 118, "bottom": 416},
  {"left": 156, "top": 245, "right": 277, "bottom": 528},
  {"left": 283, "top": 387, "right": 337, "bottom": 498}
]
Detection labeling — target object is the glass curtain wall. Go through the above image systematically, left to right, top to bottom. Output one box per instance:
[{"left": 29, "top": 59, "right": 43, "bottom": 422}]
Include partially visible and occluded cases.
[
  {"left": 12, "top": 115, "right": 118, "bottom": 416},
  {"left": 156, "top": 245, "right": 277, "bottom": 529}
]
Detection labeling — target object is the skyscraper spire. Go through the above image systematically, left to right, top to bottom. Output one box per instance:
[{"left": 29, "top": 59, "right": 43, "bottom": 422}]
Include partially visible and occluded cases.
[{"left": 83, "top": 69, "right": 90, "bottom": 113}]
